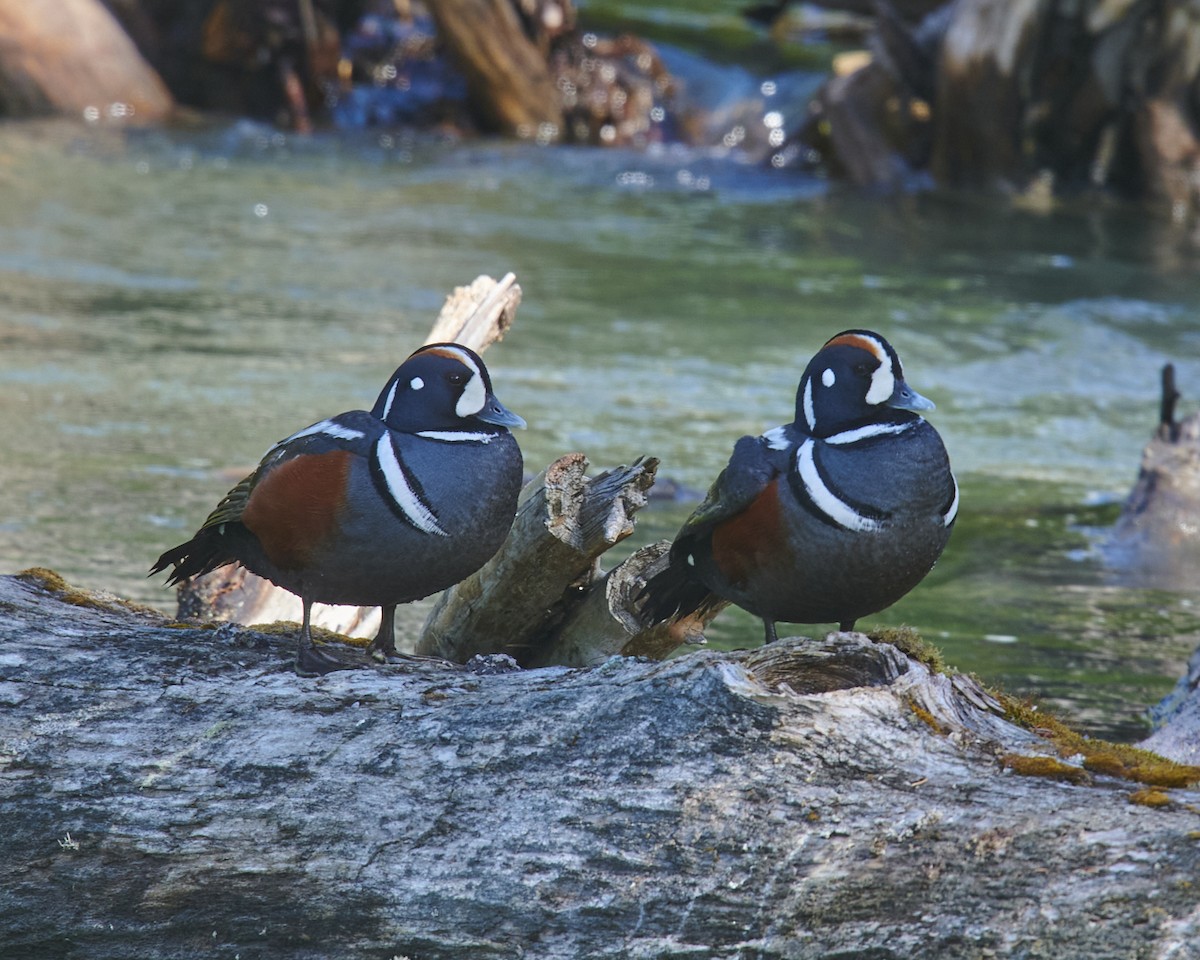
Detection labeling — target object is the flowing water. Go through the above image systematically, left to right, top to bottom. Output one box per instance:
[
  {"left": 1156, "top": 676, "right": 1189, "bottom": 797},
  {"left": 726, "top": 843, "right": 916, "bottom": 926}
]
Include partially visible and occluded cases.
[{"left": 1, "top": 86, "right": 1199, "bottom": 742}]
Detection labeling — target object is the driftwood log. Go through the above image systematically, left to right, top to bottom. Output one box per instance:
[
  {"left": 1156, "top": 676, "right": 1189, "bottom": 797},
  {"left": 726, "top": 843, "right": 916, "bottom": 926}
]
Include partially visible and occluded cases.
[
  {"left": 0, "top": 0, "right": 173, "bottom": 121},
  {"left": 416, "top": 453, "right": 663, "bottom": 665},
  {"left": 3, "top": 569, "right": 1200, "bottom": 958}
]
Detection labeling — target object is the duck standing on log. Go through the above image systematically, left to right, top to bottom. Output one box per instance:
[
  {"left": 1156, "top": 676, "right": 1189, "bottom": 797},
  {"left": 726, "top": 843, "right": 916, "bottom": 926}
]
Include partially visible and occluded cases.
[
  {"left": 640, "top": 329, "right": 957, "bottom": 644},
  {"left": 152, "top": 343, "right": 525, "bottom": 674}
]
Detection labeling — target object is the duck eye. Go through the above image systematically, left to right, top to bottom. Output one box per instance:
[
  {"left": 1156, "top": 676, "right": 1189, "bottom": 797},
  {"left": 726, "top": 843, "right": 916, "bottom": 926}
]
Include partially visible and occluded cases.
[
  {"left": 853, "top": 361, "right": 873, "bottom": 376},
  {"left": 447, "top": 372, "right": 467, "bottom": 386}
]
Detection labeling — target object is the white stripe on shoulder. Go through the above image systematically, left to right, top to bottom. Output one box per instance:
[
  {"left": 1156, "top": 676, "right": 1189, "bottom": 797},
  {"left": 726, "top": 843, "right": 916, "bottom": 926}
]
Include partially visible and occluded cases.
[
  {"left": 277, "top": 419, "right": 366, "bottom": 446},
  {"left": 824, "top": 420, "right": 917, "bottom": 445},
  {"left": 761, "top": 426, "right": 791, "bottom": 451},
  {"left": 416, "top": 430, "right": 496, "bottom": 443},
  {"left": 373, "top": 435, "right": 449, "bottom": 537},
  {"left": 796, "top": 439, "right": 884, "bottom": 533},
  {"left": 943, "top": 474, "right": 960, "bottom": 527}
]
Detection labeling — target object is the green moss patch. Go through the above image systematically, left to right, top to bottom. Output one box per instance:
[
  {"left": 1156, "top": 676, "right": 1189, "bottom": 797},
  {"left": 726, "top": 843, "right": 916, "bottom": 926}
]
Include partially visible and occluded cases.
[
  {"left": 15, "top": 567, "right": 163, "bottom": 618},
  {"left": 870, "top": 626, "right": 947, "bottom": 674},
  {"left": 998, "top": 693, "right": 1200, "bottom": 789},
  {"left": 1000, "top": 752, "right": 1092, "bottom": 785}
]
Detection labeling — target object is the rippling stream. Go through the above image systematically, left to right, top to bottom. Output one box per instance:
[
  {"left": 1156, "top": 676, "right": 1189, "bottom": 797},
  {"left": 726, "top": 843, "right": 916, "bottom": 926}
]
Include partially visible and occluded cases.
[{"left": 1, "top": 96, "right": 1199, "bottom": 741}]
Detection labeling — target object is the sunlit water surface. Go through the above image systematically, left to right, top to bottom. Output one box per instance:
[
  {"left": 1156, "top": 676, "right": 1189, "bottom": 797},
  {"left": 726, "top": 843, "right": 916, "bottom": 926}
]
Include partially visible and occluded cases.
[{"left": 2, "top": 119, "right": 1199, "bottom": 741}]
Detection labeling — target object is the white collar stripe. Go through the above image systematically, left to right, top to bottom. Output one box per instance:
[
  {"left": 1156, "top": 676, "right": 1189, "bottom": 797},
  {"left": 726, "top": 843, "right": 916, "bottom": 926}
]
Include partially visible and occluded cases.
[
  {"left": 825, "top": 420, "right": 916, "bottom": 445},
  {"left": 416, "top": 430, "right": 496, "bottom": 443},
  {"left": 372, "top": 434, "right": 448, "bottom": 536},
  {"left": 796, "top": 440, "right": 884, "bottom": 533}
]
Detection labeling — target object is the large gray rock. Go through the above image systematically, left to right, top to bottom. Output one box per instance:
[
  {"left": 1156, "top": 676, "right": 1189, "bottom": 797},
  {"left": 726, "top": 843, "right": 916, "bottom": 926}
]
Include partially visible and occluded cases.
[{"left": 2, "top": 570, "right": 1198, "bottom": 959}]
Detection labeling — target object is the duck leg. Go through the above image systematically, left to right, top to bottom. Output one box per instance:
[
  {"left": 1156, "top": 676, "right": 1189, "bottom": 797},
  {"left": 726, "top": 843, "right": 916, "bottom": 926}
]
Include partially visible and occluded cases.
[
  {"left": 295, "top": 596, "right": 347, "bottom": 676},
  {"left": 367, "top": 604, "right": 398, "bottom": 662},
  {"left": 367, "top": 605, "right": 457, "bottom": 667},
  {"left": 839, "top": 619, "right": 857, "bottom": 632},
  {"left": 763, "top": 620, "right": 779, "bottom": 645}
]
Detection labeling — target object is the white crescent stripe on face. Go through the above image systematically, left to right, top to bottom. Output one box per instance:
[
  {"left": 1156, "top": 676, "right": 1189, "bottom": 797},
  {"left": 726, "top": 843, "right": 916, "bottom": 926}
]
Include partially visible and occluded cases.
[
  {"left": 862, "top": 335, "right": 895, "bottom": 406},
  {"left": 429, "top": 345, "right": 488, "bottom": 418},
  {"left": 456, "top": 370, "right": 486, "bottom": 418},
  {"left": 802, "top": 377, "right": 816, "bottom": 431},
  {"left": 380, "top": 379, "right": 400, "bottom": 419},
  {"left": 277, "top": 419, "right": 366, "bottom": 446},
  {"left": 825, "top": 420, "right": 916, "bottom": 445},
  {"left": 416, "top": 430, "right": 496, "bottom": 443},
  {"left": 373, "top": 434, "right": 448, "bottom": 536},
  {"left": 796, "top": 439, "right": 884, "bottom": 532},
  {"left": 943, "top": 475, "right": 960, "bottom": 527}
]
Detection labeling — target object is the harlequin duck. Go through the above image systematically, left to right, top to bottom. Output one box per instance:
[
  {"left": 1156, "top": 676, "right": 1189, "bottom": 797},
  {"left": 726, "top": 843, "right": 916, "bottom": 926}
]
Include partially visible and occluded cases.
[
  {"left": 640, "top": 329, "right": 957, "bottom": 643},
  {"left": 151, "top": 342, "right": 525, "bottom": 675}
]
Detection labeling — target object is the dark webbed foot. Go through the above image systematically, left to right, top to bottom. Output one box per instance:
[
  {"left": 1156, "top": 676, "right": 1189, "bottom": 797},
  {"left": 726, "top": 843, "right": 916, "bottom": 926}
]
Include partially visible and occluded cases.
[
  {"left": 294, "top": 597, "right": 351, "bottom": 676},
  {"left": 763, "top": 620, "right": 779, "bottom": 646},
  {"left": 295, "top": 641, "right": 348, "bottom": 677}
]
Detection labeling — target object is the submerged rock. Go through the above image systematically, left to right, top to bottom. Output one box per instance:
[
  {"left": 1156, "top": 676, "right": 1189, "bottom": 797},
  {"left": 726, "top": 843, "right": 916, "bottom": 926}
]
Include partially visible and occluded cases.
[{"left": 1104, "top": 364, "right": 1200, "bottom": 592}]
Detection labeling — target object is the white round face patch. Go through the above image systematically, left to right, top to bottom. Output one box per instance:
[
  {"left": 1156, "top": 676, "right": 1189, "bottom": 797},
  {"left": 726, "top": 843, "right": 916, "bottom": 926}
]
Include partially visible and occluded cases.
[
  {"left": 454, "top": 365, "right": 486, "bottom": 417},
  {"left": 822, "top": 367, "right": 836, "bottom": 388},
  {"left": 410, "top": 377, "right": 425, "bottom": 391}
]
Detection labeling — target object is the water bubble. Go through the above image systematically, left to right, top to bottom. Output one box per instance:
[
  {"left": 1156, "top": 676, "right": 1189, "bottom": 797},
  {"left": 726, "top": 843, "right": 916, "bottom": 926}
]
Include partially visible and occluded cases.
[
  {"left": 582, "top": 32, "right": 598, "bottom": 48},
  {"left": 761, "top": 80, "right": 777, "bottom": 97},
  {"left": 83, "top": 106, "right": 100, "bottom": 123},
  {"left": 650, "top": 106, "right": 665, "bottom": 123},
  {"left": 763, "top": 111, "right": 784, "bottom": 129},
  {"left": 768, "top": 128, "right": 785, "bottom": 147},
  {"left": 254, "top": 204, "right": 269, "bottom": 217}
]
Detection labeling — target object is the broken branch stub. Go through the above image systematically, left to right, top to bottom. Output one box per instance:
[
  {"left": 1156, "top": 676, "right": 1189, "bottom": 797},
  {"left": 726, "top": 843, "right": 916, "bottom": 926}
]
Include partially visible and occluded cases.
[
  {"left": 423, "top": 271, "right": 521, "bottom": 350},
  {"left": 415, "top": 455, "right": 660, "bottom": 664},
  {"left": 525, "top": 540, "right": 728, "bottom": 668}
]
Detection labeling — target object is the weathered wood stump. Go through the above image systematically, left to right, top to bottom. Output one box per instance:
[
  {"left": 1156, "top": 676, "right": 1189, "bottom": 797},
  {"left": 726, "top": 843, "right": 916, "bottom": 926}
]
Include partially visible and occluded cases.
[
  {"left": 0, "top": 0, "right": 173, "bottom": 121},
  {"left": 427, "top": 0, "right": 563, "bottom": 138},
  {"left": 1105, "top": 364, "right": 1200, "bottom": 593},
  {"left": 2, "top": 569, "right": 1199, "bottom": 959}
]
